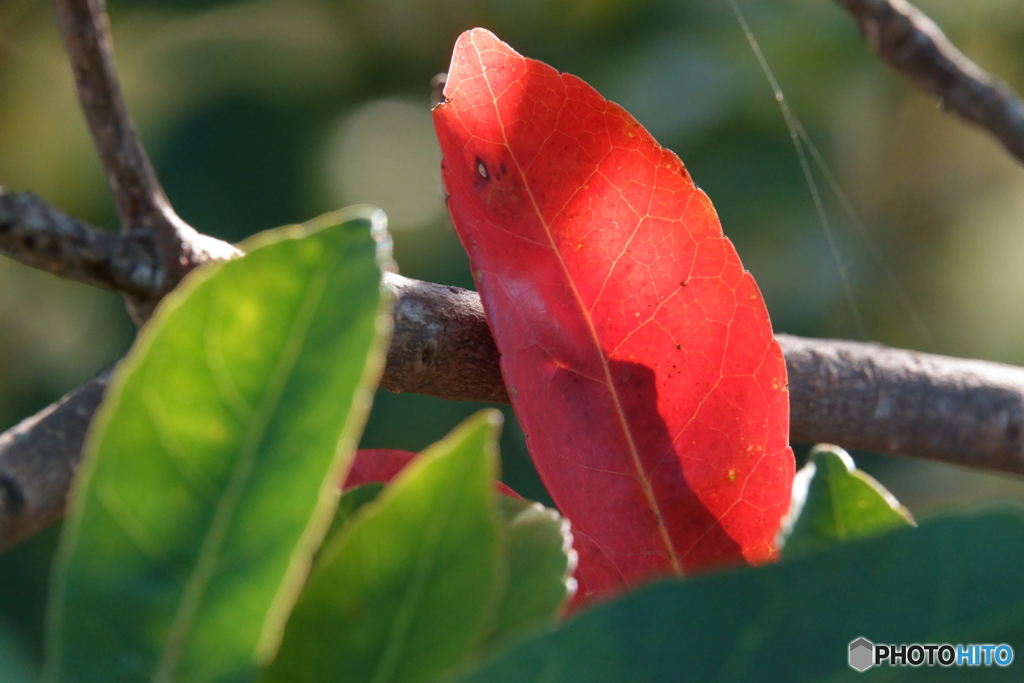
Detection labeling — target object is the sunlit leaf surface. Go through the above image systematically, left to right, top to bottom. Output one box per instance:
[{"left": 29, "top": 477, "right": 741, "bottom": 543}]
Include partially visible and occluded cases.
[{"left": 46, "top": 208, "right": 392, "bottom": 683}]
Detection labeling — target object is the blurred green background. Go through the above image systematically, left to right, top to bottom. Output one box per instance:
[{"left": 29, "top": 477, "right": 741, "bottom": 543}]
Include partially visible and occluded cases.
[{"left": 4, "top": 0, "right": 1024, "bottom": 673}]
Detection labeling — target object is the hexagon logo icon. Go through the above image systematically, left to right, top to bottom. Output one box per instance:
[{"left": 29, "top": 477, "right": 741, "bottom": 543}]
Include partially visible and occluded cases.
[{"left": 849, "top": 638, "right": 874, "bottom": 672}]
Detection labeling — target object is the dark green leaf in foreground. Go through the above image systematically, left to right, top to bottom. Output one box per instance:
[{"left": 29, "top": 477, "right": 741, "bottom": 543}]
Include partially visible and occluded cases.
[
  {"left": 46, "top": 208, "right": 393, "bottom": 683},
  {"left": 263, "top": 410, "right": 503, "bottom": 683},
  {"left": 780, "top": 444, "right": 914, "bottom": 559},
  {"left": 484, "top": 496, "right": 574, "bottom": 649},
  {"left": 457, "top": 509, "right": 1024, "bottom": 683}
]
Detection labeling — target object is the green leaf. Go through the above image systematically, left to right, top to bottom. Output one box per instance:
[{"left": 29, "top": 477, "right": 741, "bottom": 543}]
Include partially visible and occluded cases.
[
  {"left": 45, "top": 208, "right": 393, "bottom": 683},
  {"left": 263, "top": 410, "right": 504, "bottom": 683},
  {"left": 780, "top": 444, "right": 914, "bottom": 559},
  {"left": 317, "top": 480, "right": 572, "bottom": 658},
  {"left": 484, "top": 496, "right": 573, "bottom": 649},
  {"left": 456, "top": 508, "right": 1024, "bottom": 683}
]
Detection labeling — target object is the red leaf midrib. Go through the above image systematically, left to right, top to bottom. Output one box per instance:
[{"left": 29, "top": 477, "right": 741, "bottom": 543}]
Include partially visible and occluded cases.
[{"left": 470, "top": 40, "right": 684, "bottom": 577}]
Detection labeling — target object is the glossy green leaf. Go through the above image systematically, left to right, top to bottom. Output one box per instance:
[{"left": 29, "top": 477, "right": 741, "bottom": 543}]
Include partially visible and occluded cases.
[
  {"left": 46, "top": 208, "right": 393, "bottom": 683},
  {"left": 263, "top": 410, "right": 503, "bottom": 683},
  {"left": 780, "top": 444, "right": 914, "bottom": 559},
  {"left": 485, "top": 496, "right": 574, "bottom": 649},
  {"left": 457, "top": 509, "right": 1024, "bottom": 683}
]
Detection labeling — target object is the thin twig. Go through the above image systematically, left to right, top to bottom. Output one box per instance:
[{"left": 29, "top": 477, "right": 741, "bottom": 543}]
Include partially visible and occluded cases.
[
  {"left": 48, "top": 0, "right": 238, "bottom": 322},
  {"left": 49, "top": 0, "right": 169, "bottom": 235},
  {"left": 835, "top": 0, "right": 1024, "bottom": 166}
]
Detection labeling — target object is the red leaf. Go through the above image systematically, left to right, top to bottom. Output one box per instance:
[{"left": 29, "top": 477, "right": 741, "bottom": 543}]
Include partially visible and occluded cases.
[
  {"left": 433, "top": 29, "right": 794, "bottom": 605},
  {"left": 344, "top": 448, "right": 520, "bottom": 498},
  {"left": 343, "top": 449, "right": 418, "bottom": 489}
]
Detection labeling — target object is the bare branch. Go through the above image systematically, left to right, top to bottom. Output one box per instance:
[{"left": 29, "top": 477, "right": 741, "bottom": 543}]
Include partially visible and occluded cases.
[
  {"left": 48, "top": 0, "right": 238, "bottom": 322},
  {"left": 49, "top": 0, "right": 170, "bottom": 234},
  {"left": 835, "top": 0, "right": 1024, "bottom": 166},
  {"left": 0, "top": 188, "right": 162, "bottom": 297},
  {"left": 5, "top": 270, "right": 1024, "bottom": 552},
  {"left": 382, "top": 273, "right": 507, "bottom": 404},
  {"left": 382, "top": 281, "right": 1024, "bottom": 476},
  {"left": 781, "top": 334, "right": 1024, "bottom": 474},
  {"left": 0, "top": 370, "right": 110, "bottom": 553}
]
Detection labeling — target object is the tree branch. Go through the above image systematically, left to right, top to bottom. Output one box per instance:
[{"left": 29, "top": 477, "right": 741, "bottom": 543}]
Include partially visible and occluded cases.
[
  {"left": 48, "top": 0, "right": 239, "bottom": 322},
  {"left": 49, "top": 0, "right": 168, "bottom": 236},
  {"left": 835, "top": 0, "right": 1024, "bottom": 166},
  {"left": 0, "top": 188, "right": 161, "bottom": 298},
  {"left": 4, "top": 209, "right": 1024, "bottom": 551},
  {"left": 381, "top": 273, "right": 507, "bottom": 404},
  {"left": 382, "top": 285, "right": 1024, "bottom": 477},
  {"left": 781, "top": 335, "right": 1024, "bottom": 474},
  {"left": 0, "top": 370, "right": 111, "bottom": 553}
]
